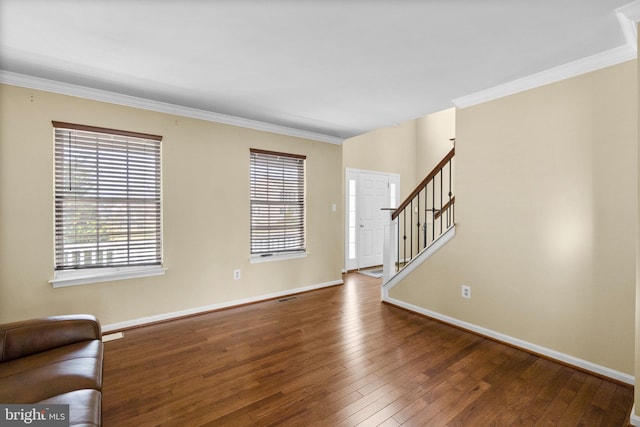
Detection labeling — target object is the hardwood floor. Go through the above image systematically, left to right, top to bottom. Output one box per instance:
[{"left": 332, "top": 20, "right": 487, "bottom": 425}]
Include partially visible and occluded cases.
[{"left": 102, "top": 273, "right": 633, "bottom": 426}]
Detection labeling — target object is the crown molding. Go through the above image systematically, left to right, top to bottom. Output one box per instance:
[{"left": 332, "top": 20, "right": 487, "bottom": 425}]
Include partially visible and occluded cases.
[
  {"left": 618, "top": 0, "right": 640, "bottom": 23},
  {"left": 4, "top": 1, "right": 640, "bottom": 132},
  {"left": 453, "top": 1, "right": 640, "bottom": 109},
  {"left": 617, "top": 1, "right": 640, "bottom": 48},
  {"left": 452, "top": 45, "right": 636, "bottom": 109},
  {"left": 0, "top": 70, "right": 344, "bottom": 145}
]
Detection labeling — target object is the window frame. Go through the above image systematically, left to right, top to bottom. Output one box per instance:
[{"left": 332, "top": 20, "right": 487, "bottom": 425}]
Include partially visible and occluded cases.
[
  {"left": 49, "top": 121, "right": 165, "bottom": 287},
  {"left": 249, "top": 148, "right": 306, "bottom": 262}
]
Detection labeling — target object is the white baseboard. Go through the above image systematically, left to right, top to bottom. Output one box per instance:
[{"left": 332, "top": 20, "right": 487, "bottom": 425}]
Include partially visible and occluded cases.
[
  {"left": 102, "top": 279, "right": 343, "bottom": 333},
  {"left": 383, "top": 296, "right": 635, "bottom": 386},
  {"left": 101, "top": 332, "right": 124, "bottom": 342},
  {"left": 631, "top": 405, "right": 640, "bottom": 426}
]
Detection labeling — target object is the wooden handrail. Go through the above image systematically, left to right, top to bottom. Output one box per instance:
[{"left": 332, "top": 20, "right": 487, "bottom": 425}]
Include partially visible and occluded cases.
[
  {"left": 392, "top": 147, "right": 455, "bottom": 220},
  {"left": 434, "top": 196, "right": 455, "bottom": 220}
]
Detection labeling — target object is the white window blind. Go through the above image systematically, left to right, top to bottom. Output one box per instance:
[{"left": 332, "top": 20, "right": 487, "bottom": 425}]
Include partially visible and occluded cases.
[
  {"left": 53, "top": 121, "right": 162, "bottom": 271},
  {"left": 250, "top": 149, "right": 306, "bottom": 256}
]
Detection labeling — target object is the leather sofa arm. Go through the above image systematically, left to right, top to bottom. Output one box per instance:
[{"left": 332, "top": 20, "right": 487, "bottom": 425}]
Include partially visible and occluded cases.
[{"left": 0, "top": 314, "right": 101, "bottom": 363}]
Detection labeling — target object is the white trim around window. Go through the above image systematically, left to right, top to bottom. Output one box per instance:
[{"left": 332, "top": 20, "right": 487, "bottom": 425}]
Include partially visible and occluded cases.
[
  {"left": 249, "top": 251, "right": 307, "bottom": 264},
  {"left": 50, "top": 265, "right": 167, "bottom": 288}
]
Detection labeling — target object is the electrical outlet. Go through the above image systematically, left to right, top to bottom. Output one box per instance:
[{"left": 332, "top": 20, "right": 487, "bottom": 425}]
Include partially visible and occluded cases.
[
  {"left": 233, "top": 269, "right": 241, "bottom": 280},
  {"left": 461, "top": 285, "right": 471, "bottom": 299}
]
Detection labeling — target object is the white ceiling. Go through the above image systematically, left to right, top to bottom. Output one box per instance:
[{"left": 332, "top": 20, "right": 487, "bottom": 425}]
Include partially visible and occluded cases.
[{"left": 0, "top": 1, "right": 638, "bottom": 143}]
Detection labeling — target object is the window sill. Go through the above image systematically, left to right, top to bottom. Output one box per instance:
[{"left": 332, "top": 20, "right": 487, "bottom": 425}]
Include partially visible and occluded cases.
[
  {"left": 250, "top": 252, "right": 307, "bottom": 264},
  {"left": 49, "top": 265, "right": 166, "bottom": 288}
]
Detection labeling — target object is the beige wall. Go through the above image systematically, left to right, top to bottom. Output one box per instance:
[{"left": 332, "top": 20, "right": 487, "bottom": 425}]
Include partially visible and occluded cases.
[
  {"left": 391, "top": 60, "right": 637, "bottom": 374},
  {"left": 0, "top": 84, "right": 343, "bottom": 326},
  {"left": 416, "top": 107, "right": 456, "bottom": 176},
  {"left": 343, "top": 108, "right": 456, "bottom": 202},
  {"left": 343, "top": 121, "right": 416, "bottom": 200}
]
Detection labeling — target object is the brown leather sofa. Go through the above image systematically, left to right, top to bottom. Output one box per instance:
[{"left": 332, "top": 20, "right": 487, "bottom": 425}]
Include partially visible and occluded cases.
[{"left": 0, "top": 314, "right": 103, "bottom": 427}]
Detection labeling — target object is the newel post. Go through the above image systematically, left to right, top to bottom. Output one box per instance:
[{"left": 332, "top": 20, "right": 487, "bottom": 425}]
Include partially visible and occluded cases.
[{"left": 382, "top": 210, "right": 396, "bottom": 284}]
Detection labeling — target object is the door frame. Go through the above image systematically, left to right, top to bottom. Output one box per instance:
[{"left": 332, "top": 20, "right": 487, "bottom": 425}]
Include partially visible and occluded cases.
[{"left": 345, "top": 168, "right": 400, "bottom": 271}]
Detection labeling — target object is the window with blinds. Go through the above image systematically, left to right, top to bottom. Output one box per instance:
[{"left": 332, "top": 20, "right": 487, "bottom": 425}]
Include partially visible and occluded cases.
[
  {"left": 53, "top": 121, "right": 162, "bottom": 271},
  {"left": 250, "top": 149, "right": 306, "bottom": 256}
]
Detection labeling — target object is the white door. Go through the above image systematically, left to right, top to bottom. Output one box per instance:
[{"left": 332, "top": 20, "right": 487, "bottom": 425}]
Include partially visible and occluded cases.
[
  {"left": 345, "top": 170, "right": 400, "bottom": 271},
  {"left": 358, "top": 172, "right": 389, "bottom": 268}
]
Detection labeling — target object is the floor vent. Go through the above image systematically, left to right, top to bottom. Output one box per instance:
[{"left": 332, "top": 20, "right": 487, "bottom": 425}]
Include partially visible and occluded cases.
[{"left": 277, "top": 296, "right": 298, "bottom": 303}]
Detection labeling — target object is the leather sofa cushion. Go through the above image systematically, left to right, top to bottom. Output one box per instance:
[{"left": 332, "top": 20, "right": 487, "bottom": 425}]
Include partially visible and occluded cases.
[
  {"left": 0, "top": 315, "right": 101, "bottom": 363},
  {"left": 0, "top": 340, "right": 103, "bottom": 403},
  {"left": 39, "top": 389, "right": 101, "bottom": 427}
]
